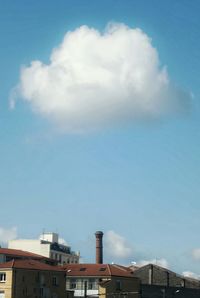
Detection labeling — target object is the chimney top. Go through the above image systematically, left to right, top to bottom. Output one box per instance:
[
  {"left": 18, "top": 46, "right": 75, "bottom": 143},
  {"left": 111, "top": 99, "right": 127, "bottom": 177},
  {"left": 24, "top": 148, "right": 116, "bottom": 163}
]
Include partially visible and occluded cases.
[{"left": 95, "top": 231, "right": 103, "bottom": 236}]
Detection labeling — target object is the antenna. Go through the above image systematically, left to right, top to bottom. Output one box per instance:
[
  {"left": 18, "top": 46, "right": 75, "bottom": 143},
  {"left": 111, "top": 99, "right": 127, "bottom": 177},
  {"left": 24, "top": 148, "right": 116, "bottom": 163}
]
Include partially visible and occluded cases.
[{"left": 42, "top": 228, "right": 45, "bottom": 239}]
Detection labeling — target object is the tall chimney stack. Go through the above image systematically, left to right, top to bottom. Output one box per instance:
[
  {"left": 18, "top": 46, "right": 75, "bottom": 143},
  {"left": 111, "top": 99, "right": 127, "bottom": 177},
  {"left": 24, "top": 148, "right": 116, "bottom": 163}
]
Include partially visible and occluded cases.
[{"left": 95, "top": 231, "right": 103, "bottom": 264}]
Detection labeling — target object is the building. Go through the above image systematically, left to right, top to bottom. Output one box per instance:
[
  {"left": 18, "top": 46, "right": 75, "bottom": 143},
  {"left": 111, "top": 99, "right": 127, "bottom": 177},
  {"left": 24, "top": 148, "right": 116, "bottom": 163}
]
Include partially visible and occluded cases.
[
  {"left": 9, "top": 232, "right": 79, "bottom": 265},
  {"left": 62, "top": 232, "right": 140, "bottom": 298},
  {"left": 0, "top": 248, "right": 57, "bottom": 265},
  {"left": 0, "top": 259, "right": 68, "bottom": 298},
  {"left": 64, "top": 263, "right": 140, "bottom": 298},
  {"left": 131, "top": 263, "right": 200, "bottom": 298}
]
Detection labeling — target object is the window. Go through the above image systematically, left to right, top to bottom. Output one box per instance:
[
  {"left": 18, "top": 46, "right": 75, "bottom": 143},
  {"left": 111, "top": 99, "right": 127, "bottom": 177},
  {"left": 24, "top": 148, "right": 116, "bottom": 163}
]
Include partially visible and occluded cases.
[
  {"left": 80, "top": 268, "right": 86, "bottom": 271},
  {"left": 0, "top": 273, "right": 6, "bottom": 282},
  {"left": 35, "top": 273, "right": 39, "bottom": 282},
  {"left": 40, "top": 274, "right": 45, "bottom": 285},
  {"left": 52, "top": 276, "right": 59, "bottom": 286},
  {"left": 88, "top": 278, "right": 95, "bottom": 290},
  {"left": 70, "top": 279, "right": 77, "bottom": 289},
  {"left": 116, "top": 280, "right": 122, "bottom": 291},
  {"left": 23, "top": 287, "right": 27, "bottom": 296},
  {"left": 39, "top": 288, "right": 43, "bottom": 297}
]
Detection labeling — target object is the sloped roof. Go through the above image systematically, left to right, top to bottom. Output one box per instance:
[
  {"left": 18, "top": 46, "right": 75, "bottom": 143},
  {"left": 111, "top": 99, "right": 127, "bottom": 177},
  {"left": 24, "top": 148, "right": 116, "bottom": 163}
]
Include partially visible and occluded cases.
[
  {"left": 0, "top": 248, "right": 46, "bottom": 259},
  {"left": 0, "top": 259, "right": 63, "bottom": 271},
  {"left": 63, "top": 263, "right": 135, "bottom": 278},
  {"left": 131, "top": 263, "right": 200, "bottom": 286}
]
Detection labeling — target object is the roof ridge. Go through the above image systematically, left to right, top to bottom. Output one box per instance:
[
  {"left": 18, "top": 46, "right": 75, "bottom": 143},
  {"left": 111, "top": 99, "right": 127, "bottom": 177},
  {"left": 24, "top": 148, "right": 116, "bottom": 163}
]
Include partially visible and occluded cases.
[
  {"left": 11, "top": 259, "right": 15, "bottom": 267},
  {"left": 107, "top": 264, "right": 112, "bottom": 275},
  {"left": 112, "top": 264, "right": 128, "bottom": 272}
]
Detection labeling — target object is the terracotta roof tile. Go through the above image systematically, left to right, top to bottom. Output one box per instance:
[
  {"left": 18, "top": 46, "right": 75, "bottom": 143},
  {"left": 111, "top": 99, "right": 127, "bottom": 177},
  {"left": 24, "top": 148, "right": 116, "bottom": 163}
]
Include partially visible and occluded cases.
[
  {"left": 0, "top": 248, "right": 46, "bottom": 259},
  {"left": 0, "top": 259, "right": 63, "bottom": 271},
  {"left": 63, "top": 264, "right": 134, "bottom": 278}
]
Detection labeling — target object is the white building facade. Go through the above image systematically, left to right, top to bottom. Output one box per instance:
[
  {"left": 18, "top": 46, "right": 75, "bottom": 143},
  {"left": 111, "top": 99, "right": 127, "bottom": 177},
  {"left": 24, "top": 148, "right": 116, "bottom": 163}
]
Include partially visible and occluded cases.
[{"left": 8, "top": 232, "right": 79, "bottom": 265}]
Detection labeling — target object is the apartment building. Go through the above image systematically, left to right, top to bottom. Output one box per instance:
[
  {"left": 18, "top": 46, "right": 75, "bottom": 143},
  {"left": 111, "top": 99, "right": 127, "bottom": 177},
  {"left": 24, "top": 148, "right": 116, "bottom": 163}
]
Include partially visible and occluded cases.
[
  {"left": 9, "top": 232, "right": 79, "bottom": 265},
  {"left": 0, "top": 259, "right": 68, "bottom": 298}
]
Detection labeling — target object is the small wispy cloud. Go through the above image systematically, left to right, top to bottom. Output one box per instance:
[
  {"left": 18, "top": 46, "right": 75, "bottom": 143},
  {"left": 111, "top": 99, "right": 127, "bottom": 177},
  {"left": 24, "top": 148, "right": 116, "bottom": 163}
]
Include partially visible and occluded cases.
[
  {"left": 11, "top": 22, "right": 191, "bottom": 133},
  {"left": 0, "top": 226, "right": 17, "bottom": 245},
  {"left": 105, "top": 230, "right": 133, "bottom": 259},
  {"left": 58, "top": 237, "right": 68, "bottom": 245},
  {"left": 191, "top": 248, "right": 200, "bottom": 260},
  {"left": 182, "top": 271, "right": 200, "bottom": 280}
]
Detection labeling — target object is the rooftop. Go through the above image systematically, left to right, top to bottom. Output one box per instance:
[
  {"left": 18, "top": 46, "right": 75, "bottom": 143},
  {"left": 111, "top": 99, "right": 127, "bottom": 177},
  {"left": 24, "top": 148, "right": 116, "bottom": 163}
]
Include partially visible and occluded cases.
[
  {"left": 0, "top": 248, "right": 47, "bottom": 259},
  {"left": 0, "top": 259, "right": 63, "bottom": 271},
  {"left": 63, "top": 263, "right": 134, "bottom": 278}
]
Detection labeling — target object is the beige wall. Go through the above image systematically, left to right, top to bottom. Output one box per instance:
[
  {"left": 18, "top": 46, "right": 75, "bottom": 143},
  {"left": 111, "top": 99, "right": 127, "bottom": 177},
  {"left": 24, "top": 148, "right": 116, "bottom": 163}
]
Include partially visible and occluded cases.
[
  {"left": 9, "top": 239, "right": 50, "bottom": 258},
  {"left": 0, "top": 268, "right": 69, "bottom": 298},
  {"left": 0, "top": 269, "right": 13, "bottom": 298}
]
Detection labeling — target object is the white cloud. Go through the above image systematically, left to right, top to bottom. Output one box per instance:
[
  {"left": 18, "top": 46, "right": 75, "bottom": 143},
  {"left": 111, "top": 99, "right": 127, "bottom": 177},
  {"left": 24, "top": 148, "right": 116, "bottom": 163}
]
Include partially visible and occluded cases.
[
  {"left": 13, "top": 23, "right": 190, "bottom": 133},
  {"left": 0, "top": 227, "right": 17, "bottom": 244},
  {"left": 105, "top": 230, "right": 133, "bottom": 259},
  {"left": 58, "top": 237, "right": 68, "bottom": 245},
  {"left": 192, "top": 248, "right": 200, "bottom": 260},
  {"left": 137, "top": 258, "right": 169, "bottom": 268},
  {"left": 182, "top": 271, "right": 200, "bottom": 280}
]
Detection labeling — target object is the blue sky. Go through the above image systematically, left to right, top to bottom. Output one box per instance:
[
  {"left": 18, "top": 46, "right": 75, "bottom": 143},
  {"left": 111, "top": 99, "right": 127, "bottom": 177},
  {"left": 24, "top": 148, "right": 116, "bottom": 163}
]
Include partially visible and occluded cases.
[{"left": 0, "top": 0, "right": 200, "bottom": 276}]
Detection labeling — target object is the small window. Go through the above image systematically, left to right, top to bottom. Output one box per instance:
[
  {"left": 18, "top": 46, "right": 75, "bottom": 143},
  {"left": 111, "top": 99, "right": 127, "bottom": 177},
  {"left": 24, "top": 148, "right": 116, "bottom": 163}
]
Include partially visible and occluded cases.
[
  {"left": 80, "top": 268, "right": 86, "bottom": 271},
  {"left": 0, "top": 273, "right": 6, "bottom": 282},
  {"left": 40, "top": 274, "right": 45, "bottom": 285},
  {"left": 52, "top": 276, "right": 59, "bottom": 286},
  {"left": 88, "top": 278, "right": 95, "bottom": 289},
  {"left": 70, "top": 279, "right": 77, "bottom": 289},
  {"left": 116, "top": 280, "right": 122, "bottom": 291},
  {"left": 23, "top": 287, "right": 27, "bottom": 296},
  {"left": 39, "top": 288, "right": 44, "bottom": 297}
]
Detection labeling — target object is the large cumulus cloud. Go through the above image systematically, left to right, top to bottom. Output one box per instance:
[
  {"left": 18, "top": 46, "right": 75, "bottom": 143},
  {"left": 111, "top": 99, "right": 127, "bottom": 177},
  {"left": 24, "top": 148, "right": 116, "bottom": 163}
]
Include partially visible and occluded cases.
[
  {"left": 13, "top": 23, "right": 190, "bottom": 132},
  {"left": 0, "top": 226, "right": 17, "bottom": 244}
]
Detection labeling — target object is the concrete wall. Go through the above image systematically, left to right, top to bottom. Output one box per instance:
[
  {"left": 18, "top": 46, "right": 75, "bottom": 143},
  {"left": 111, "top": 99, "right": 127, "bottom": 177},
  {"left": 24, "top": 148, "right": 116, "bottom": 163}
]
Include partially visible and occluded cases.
[
  {"left": 40, "top": 233, "right": 59, "bottom": 243},
  {"left": 9, "top": 239, "right": 50, "bottom": 258},
  {"left": 133, "top": 265, "right": 200, "bottom": 289},
  {"left": 13, "top": 268, "right": 67, "bottom": 298},
  {"left": 99, "top": 276, "right": 140, "bottom": 298},
  {"left": 141, "top": 284, "right": 200, "bottom": 298}
]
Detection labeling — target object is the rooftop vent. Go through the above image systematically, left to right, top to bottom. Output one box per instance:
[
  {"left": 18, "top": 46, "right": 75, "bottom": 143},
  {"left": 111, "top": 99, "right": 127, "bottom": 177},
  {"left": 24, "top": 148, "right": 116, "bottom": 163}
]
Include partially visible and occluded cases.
[{"left": 99, "top": 267, "right": 106, "bottom": 271}]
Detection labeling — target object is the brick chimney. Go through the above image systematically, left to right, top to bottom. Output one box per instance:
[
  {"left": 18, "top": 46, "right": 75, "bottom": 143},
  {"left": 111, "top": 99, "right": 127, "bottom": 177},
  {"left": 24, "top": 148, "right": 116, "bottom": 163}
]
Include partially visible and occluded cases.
[{"left": 95, "top": 231, "right": 103, "bottom": 264}]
